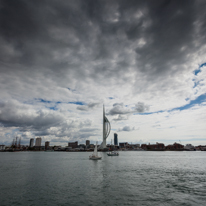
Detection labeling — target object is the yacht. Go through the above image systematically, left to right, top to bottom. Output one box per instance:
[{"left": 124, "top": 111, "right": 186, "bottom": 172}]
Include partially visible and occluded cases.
[
  {"left": 89, "top": 142, "right": 102, "bottom": 160},
  {"left": 107, "top": 151, "right": 119, "bottom": 156}
]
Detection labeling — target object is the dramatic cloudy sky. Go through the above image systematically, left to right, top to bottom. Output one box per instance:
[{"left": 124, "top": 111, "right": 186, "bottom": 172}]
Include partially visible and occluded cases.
[{"left": 0, "top": 0, "right": 206, "bottom": 146}]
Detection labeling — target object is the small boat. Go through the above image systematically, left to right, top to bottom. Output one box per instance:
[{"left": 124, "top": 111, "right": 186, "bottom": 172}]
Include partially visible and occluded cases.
[
  {"left": 89, "top": 142, "right": 102, "bottom": 160},
  {"left": 107, "top": 151, "right": 119, "bottom": 156}
]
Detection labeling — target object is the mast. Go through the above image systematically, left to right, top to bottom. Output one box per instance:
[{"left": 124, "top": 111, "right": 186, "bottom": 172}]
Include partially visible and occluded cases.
[
  {"left": 103, "top": 105, "right": 106, "bottom": 148},
  {"left": 15, "top": 137, "right": 18, "bottom": 148},
  {"left": 18, "top": 137, "right": 21, "bottom": 149},
  {"left": 94, "top": 142, "right": 98, "bottom": 156}
]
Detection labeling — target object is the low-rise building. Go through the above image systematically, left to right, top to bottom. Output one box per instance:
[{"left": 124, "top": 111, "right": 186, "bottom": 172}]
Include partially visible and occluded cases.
[
  {"left": 68, "top": 141, "right": 78, "bottom": 149},
  {"left": 119, "top": 142, "right": 128, "bottom": 148},
  {"left": 141, "top": 142, "right": 165, "bottom": 150},
  {"left": 165, "top": 142, "right": 184, "bottom": 150},
  {"left": 78, "top": 144, "right": 85, "bottom": 150},
  {"left": 141, "top": 144, "right": 147, "bottom": 150},
  {"left": 184, "top": 144, "right": 195, "bottom": 151},
  {"left": 0, "top": 145, "right": 5, "bottom": 150},
  {"left": 196, "top": 145, "right": 206, "bottom": 151},
  {"left": 54, "top": 146, "right": 62, "bottom": 151}
]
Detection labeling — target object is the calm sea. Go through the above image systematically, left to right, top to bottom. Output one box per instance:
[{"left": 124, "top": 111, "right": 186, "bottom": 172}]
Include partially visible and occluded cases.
[{"left": 0, "top": 151, "right": 206, "bottom": 206}]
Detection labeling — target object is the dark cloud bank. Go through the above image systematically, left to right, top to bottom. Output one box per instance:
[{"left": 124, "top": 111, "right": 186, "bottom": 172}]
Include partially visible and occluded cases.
[{"left": 1, "top": 0, "right": 205, "bottom": 84}]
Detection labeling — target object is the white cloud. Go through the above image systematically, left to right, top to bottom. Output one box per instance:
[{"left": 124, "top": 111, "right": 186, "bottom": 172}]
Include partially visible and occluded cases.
[
  {"left": 0, "top": 1, "right": 206, "bottom": 146},
  {"left": 118, "top": 125, "right": 135, "bottom": 132}
]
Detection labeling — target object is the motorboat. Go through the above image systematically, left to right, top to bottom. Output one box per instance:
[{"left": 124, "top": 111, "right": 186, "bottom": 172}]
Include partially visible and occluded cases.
[
  {"left": 89, "top": 142, "right": 102, "bottom": 160},
  {"left": 107, "top": 151, "right": 119, "bottom": 156}
]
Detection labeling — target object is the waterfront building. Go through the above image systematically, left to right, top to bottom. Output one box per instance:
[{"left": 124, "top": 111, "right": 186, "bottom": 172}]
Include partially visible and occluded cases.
[
  {"left": 98, "top": 105, "right": 111, "bottom": 149},
  {"left": 114, "top": 133, "right": 118, "bottom": 146},
  {"left": 35, "top": 137, "right": 42, "bottom": 146},
  {"left": 29, "top": 138, "right": 34, "bottom": 147},
  {"left": 86, "top": 140, "right": 90, "bottom": 146},
  {"left": 45, "top": 141, "right": 50, "bottom": 150},
  {"left": 68, "top": 141, "right": 78, "bottom": 149},
  {"left": 119, "top": 142, "right": 128, "bottom": 148},
  {"left": 141, "top": 142, "right": 165, "bottom": 150},
  {"left": 148, "top": 142, "right": 165, "bottom": 150},
  {"left": 165, "top": 142, "right": 184, "bottom": 151},
  {"left": 127, "top": 143, "right": 140, "bottom": 150},
  {"left": 78, "top": 144, "right": 86, "bottom": 150},
  {"left": 89, "top": 144, "right": 94, "bottom": 148},
  {"left": 141, "top": 144, "right": 147, "bottom": 150},
  {"left": 184, "top": 144, "right": 195, "bottom": 151},
  {"left": 0, "top": 145, "right": 5, "bottom": 150},
  {"left": 196, "top": 145, "right": 206, "bottom": 151},
  {"left": 54, "top": 146, "right": 61, "bottom": 151},
  {"left": 65, "top": 146, "right": 72, "bottom": 151}
]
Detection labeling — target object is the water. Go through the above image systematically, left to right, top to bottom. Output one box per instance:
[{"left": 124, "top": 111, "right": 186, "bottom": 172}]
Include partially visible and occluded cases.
[{"left": 0, "top": 151, "right": 206, "bottom": 206}]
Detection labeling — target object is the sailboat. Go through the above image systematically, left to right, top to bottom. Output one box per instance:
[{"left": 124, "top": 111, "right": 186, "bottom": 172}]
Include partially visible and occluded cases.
[{"left": 89, "top": 142, "right": 102, "bottom": 160}]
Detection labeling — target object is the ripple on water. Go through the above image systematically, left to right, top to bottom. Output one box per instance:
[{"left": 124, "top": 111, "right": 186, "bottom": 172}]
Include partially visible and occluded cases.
[{"left": 1, "top": 151, "right": 206, "bottom": 206}]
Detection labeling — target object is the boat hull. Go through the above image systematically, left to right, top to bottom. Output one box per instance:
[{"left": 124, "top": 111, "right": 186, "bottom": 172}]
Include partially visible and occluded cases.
[
  {"left": 107, "top": 154, "right": 119, "bottom": 156},
  {"left": 89, "top": 156, "right": 102, "bottom": 160}
]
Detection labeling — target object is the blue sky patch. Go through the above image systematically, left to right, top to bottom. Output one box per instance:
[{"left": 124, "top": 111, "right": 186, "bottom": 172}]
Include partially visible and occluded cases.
[
  {"left": 193, "top": 62, "right": 206, "bottom": 75},
  {"left": 200, "top": 62, "right": 206, "bottom": 68},
  {"left": 194, "top": 69, "right": 201, "bottom": 76},
  {"left": 193, "top": 81, "right": 199, "bottom": 88},
  {"left": 134, "top": 93, "right": 206, "bottom": 115},
  {"left": 171, "top": 93, "right": 206, "bottom": 111},
  {"left": 37, "top": 98, "right": 52, "bottom": 103},
  {"left": 35, "top": 99, "right": 62, "bottom": 111},
  {"left": 36, "top": 99, "right": 62, "bottom": 104},
  {"left": 69, "top": 101, "right": 85, "bottom": 105},
  {"left": 48, "top": 106, "right": 58, "bottom": 110},
  {"left": 134, "top": 110, "right": 165, "bottom": 115}
]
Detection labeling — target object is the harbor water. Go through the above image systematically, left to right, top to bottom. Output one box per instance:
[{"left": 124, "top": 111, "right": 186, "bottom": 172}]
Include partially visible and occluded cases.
[{"left": 0, "top": 151, "right": 206, "bottom": 206}]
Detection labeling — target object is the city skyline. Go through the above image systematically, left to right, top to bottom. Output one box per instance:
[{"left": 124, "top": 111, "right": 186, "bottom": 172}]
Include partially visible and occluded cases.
[{"left": 0, "top": 1, "right": 206, "bottom": 146}]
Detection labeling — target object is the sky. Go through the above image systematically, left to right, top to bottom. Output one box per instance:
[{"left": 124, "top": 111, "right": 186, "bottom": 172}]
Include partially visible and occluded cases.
[{"left": 0, "top": 0, "right": 206, "bottom": 146}]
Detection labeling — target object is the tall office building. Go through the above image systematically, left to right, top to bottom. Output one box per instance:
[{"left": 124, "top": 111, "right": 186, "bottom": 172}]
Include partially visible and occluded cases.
[
  {"left": 114, "top": 133, "right": 118, "bottom": 146},
  {"left": 35, "top": 137, "right": 42, "bottom": 146},
  {"left": 29, "top": 138, "right": 34, "bottom": 147},
  {"left": 86, "top": 140, "right": 90, "bottom": 146},
  {"left": 45, "top": 141, "right": 50, "bottom": 150}
]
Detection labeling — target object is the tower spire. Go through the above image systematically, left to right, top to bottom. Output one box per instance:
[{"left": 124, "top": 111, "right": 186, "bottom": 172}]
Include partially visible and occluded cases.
[{"left": 99, "top": 104, "right": 111, "bottom": 149}]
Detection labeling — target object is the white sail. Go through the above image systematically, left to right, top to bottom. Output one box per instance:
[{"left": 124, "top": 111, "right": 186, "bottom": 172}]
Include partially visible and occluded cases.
[
  {"left": 89, "top": 141, "right": 102, "bottom": 160},
  {"left": 94, "top": 142, "right": 98, "bottom": 156}
]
